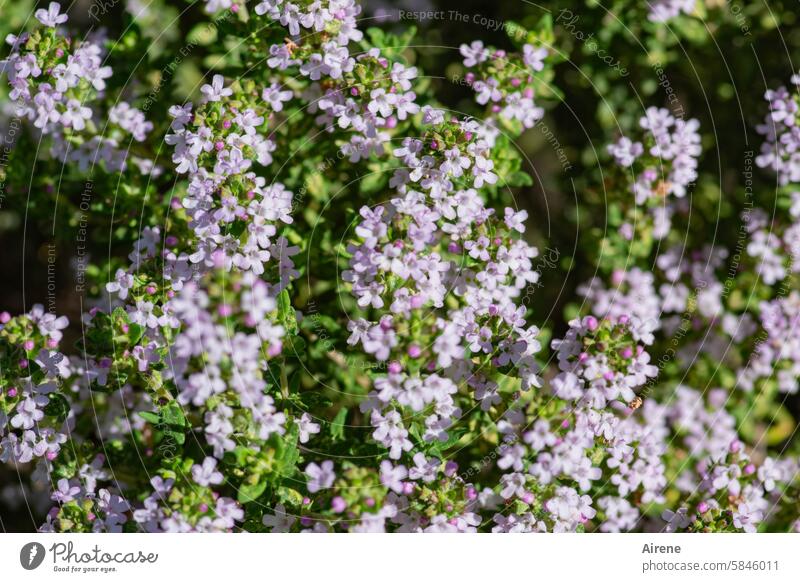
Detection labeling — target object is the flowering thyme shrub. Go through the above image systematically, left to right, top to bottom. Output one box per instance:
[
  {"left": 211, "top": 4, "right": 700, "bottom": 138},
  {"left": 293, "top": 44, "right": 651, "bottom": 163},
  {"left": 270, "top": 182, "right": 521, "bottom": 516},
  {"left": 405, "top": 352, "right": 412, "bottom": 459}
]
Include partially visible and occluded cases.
[{"left": 1, "top": 0, "right": 800, "bottom": 533}]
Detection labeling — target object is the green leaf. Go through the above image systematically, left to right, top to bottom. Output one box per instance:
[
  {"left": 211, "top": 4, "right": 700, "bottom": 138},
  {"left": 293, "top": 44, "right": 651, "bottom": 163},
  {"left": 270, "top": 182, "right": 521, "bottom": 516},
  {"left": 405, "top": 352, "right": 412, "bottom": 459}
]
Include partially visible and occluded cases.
[
  {"left": 277, "top": 289, "right": 298, "bottom": 334},
  {"left": 126, "top": 323, "right": 146, "bottom": 345},
  {"left": 330, "top": 407, "right": 347, "bottom": 442},
  {"left": 139, "top": 411, "right": 160, "bottom": 424},
  {"left": 278, "top": 424, "right": 300, "bottom": 475},
  {"left": 238, "top": 479, "right": 268, "bottom": 504},
  {"left": 277, "top": 487, "right": 304, "bottom": 506}
]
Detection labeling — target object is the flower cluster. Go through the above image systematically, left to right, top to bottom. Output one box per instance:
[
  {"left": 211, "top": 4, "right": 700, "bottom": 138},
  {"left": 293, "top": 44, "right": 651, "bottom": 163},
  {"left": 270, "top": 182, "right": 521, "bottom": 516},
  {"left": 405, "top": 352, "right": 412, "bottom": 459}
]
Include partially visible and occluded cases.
[
  {"left": 257, "top": 0, "right": 363, "bottom": 80},
  {"left": 1, "top": 5, "right": 153, "bottom": 173},
  {"left": 458, "top": 40, "right": 548, "bottom": 130},
  {"left": 306, "top": 48, "right": 419, "bottom": 162},
  {"left": 755, "top": 73, "right": 800, "bottom": 185},
  {"left": 166, "top": 75, "right": 297, "bottom": 278},
  {"left": 607, "top": 107, "right": 701, "bottom": 205},
  {"left": 391, "top": 112, "right": 502, "bottom": 193},
  {"left": 344, "top": 186, "right": 542, "bottom": 455},
  {"left": 743, "top": 205, "right": 800, "bottom": 286},
  {"left": 168, "top": 274, "right": 288, "bottom": 456},
  {"left": 740, "top": 292, "right": 800, "bottom": 394},
  {"left": 0, "top": 306, "right": 71, "bottom": 466},
  {"left": 550, "top": 315, "right": 658, "bottom": 408},
  {"left": 660, "top": 387, "right": 798, "bottom": 533},
  {"left": 40, "top": 455, "right": 133, "bottom": 533}
]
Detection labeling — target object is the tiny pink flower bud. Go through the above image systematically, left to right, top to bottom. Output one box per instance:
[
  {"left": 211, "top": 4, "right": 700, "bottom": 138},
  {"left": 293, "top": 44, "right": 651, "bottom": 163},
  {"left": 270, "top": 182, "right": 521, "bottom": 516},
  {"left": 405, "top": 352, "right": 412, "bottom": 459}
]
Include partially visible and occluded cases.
[
  {"left": 510, "top": 78, "right": 521, "bottom": 87},
  {"left": 523, "top": 87, "right": 534, "bottom": 99},
  {"left": 0, "top": 311, "right": 10, "bottom": 323},
  {"left": 23, "top": 340, "right": 35, "bottom": 351},
  {"left": 407, "top": 345, "right": 421, "bottom": 358},
  {"left": 19, "top": 359, "right": 28, "bottom": 369},
  {"left": 388, "top": 361, "right": 402, "bottom": 374},
  {"left": 7, "top": 387, "right": 18, "bottom": 398},
  {"left": 744, "top": 463, "right": 756, "bottom": 475},
  {"left": 402, "top": 482, "right": 415, "bottom": 495},
  {"left": 332, "top": 497, "right": 347, "bottom": 513},
  {"left": 365, "top": 497, "right": 375, "bottom": 507},
  {"left": 697, "top": 501, "right": 709, "bottom": 513},
  {"left": 199, "top": 503, "right": 209, "bottom": 513}
]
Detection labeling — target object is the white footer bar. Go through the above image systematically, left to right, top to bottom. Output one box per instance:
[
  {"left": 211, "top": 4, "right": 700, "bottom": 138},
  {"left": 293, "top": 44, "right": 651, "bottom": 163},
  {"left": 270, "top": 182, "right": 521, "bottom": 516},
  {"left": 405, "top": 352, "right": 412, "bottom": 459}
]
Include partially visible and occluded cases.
[{"left": 1, "top": 533, "right": 798, "bottom": 581}]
